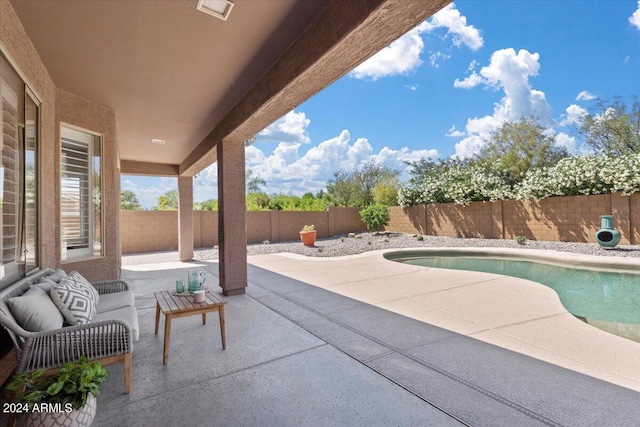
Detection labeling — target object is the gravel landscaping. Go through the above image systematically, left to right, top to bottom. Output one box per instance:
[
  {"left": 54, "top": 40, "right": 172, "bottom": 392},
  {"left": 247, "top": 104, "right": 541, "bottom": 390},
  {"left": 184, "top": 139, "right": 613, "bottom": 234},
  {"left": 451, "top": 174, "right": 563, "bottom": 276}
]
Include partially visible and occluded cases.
[{"left": 192, "top": 232, "right": 640, "bottom": 261}]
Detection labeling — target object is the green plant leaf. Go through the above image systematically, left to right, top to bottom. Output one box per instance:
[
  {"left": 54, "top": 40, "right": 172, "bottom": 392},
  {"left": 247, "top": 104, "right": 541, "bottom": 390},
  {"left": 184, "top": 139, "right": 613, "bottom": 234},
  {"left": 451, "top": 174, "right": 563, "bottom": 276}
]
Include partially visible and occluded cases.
[{"left": 46, "top": 381, "right": 65, "bottom": 396}]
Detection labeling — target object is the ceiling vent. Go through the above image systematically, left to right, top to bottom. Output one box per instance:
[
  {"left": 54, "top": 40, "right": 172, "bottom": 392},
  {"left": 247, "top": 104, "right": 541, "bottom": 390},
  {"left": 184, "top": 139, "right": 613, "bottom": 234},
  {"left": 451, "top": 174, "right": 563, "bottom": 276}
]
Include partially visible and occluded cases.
[{"left": 197, "top": 0, "right": 234, "bottom": 21}]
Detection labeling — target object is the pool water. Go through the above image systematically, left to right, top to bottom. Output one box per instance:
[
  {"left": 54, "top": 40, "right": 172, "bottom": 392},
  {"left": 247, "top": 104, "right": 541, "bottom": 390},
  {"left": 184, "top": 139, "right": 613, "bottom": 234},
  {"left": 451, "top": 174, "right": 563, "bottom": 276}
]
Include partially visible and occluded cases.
[{"left": 387, "top": 253, "right": 640, "bottom": 343}]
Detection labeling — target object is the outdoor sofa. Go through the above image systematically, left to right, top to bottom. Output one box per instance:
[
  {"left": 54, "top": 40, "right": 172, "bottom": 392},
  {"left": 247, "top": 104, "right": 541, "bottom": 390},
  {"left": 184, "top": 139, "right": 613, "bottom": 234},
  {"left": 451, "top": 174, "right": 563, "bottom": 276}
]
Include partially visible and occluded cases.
[{"left": 0, "top": 268, "right": 138, "bottom": 393}]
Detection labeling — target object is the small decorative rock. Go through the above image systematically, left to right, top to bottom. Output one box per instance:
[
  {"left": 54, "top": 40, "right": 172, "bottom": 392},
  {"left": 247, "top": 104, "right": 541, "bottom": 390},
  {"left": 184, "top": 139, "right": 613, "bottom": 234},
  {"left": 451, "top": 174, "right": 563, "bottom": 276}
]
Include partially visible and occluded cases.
[
  {"left": 348, "top": 233, "right": 356, "bottom": 238},
  {"left": 356, "top": 234, "right": 362, "bottom": 239},
  {"left": 412, "top": 234, "right": 418, "bottom": 237},
  {"left": 378, "top": 238, "right": 389, "bottom": 243}
]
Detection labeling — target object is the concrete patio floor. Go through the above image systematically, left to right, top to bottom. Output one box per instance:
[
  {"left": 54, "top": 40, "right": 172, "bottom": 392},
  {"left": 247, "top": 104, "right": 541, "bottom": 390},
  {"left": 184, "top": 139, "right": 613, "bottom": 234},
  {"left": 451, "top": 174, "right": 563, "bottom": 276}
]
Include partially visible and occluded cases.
[{"left": 92, "top": 249, "right": 640, "bottom": 427}]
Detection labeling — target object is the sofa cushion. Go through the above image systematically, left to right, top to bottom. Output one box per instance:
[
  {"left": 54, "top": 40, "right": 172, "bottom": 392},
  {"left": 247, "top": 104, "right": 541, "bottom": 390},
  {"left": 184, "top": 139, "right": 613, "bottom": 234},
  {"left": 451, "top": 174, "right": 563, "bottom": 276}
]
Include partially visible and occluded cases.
[
  {"left": 47, "top": 269, "right": 68, "bottom": 283},
  {"left": 34, "top": 277, "right": 57, "bottom": 293},
  {"left": 50, "top": 278, "right": 98, "bottom": 325},
  {"left": 8, "top": 287, "right": 64, "bottom": 332},
  {"left": 96, "top": 291, "right": 136, "bottom": 314},
  {"left": 93, "top": 306, "right": 140, "bottom": 342}
]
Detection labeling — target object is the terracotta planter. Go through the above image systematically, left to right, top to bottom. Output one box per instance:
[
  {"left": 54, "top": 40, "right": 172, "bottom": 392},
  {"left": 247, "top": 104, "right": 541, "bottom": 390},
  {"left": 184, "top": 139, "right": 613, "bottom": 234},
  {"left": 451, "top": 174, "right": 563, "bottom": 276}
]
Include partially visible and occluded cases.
[
  {"left": 299, "top": 230, "right": 317, "bottom": 246},
  {"left": 25, "top": 394, "right": 97, "bottom": 427}
]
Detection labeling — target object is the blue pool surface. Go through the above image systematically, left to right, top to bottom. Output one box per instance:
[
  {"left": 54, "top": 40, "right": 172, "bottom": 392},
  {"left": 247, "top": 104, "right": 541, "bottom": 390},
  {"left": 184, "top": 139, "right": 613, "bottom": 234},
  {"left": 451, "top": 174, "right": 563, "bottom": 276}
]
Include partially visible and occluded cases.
[{"left": 386, "top": 252, "right": 640, "bottom": 342}]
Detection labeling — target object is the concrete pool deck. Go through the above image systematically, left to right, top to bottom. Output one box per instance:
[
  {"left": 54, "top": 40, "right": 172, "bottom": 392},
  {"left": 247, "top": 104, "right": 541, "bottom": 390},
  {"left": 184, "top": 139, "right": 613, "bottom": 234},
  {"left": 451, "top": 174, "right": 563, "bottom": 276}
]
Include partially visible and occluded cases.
[
  {"left": 248, "top": 247, "right": 640, "bottom": 393},
  {"left": 84, "top": 248, "right": 640, "bottom": 427}
]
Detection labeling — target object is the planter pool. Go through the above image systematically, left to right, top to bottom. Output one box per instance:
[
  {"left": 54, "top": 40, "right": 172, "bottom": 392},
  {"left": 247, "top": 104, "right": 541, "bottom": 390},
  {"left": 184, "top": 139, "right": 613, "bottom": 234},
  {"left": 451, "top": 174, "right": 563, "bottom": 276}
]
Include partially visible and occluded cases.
[{"left": 385, "top": 250, "right": 640, "bottom": 343}]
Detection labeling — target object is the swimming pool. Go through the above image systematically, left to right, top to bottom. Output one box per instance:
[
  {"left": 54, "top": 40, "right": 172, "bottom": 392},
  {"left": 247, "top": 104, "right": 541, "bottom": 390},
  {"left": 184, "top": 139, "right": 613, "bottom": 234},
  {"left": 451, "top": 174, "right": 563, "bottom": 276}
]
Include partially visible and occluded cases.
[{"left": 385, "top": 250, "right": 640, "bottom": 343}]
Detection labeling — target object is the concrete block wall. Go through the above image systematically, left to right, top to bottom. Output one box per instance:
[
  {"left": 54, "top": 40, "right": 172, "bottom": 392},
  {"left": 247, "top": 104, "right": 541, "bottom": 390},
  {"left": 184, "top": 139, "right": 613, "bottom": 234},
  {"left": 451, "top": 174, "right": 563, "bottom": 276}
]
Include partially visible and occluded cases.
[
  {"left": 386, "top": 193, "right": 638, "bottom": 244},
  {"left": 427, "top": 202, "right": 493, "bottom": 238},
  {"left": 386, "top": 205, "right": 426, "bottom": 234},
  {"left": 121, "top": 208, "right": 367, "bottom": 254},
  {"left": 121, "top": 211, "right": 178, "bottom": 253}
]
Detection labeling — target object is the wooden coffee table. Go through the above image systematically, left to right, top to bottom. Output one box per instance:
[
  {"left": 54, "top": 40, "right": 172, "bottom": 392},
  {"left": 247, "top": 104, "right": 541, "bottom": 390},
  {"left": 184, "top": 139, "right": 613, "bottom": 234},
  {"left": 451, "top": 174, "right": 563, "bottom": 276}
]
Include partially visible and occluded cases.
[{"left": 154, "top": 289, "right": 227, "bottom": 365}]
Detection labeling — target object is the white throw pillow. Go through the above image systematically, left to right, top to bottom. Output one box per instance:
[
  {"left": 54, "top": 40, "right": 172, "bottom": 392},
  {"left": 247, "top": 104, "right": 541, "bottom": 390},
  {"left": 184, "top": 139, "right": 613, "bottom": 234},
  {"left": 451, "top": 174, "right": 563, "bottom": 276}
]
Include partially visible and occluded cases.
[
  {"left": 47, "top": 269, "right": 68, "bottom": 283},
  {"left": 8, "top": 287, "right": 64, "bottom": 332}
]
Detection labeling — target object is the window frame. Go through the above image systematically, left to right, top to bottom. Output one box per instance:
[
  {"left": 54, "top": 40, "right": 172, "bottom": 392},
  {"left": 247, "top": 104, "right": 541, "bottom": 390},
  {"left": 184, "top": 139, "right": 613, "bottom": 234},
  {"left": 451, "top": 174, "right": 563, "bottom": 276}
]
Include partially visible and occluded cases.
[
  {"left": 0, "top": 46, "right": 42, "bottom": 286},
  {"left": 59, "top": 123, "right": 104, "bottom": 263}
]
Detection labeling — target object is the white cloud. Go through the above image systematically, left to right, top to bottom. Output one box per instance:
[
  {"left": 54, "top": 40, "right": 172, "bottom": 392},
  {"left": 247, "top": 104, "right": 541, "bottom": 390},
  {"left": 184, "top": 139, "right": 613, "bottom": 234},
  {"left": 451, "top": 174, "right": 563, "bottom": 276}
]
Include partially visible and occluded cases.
[
  {"left": 630, "top": 1, "right": 640, "bottom": 30},
  {"left": 350, "top": 4, "right": 482, "bottom": 80},
  {"left": 422, "top": 4, "right": 483, "bottom": 51},
  {"left": 350, "top": 25, "right": 426, "bottom": 81},
  {"left": 452, "top": 48, "right": 553, "bottom": 158},
  {"left": 429, "top": 51, "right": 451, "bottom": 67},
  {"left": 467, "top": 59, "right": 480, "bottom": 71},
  {"left": 453, "top": 72, "right": 485, "bottom": 89},
  {"left": 575, "top": 90, "right": 597, "bottom": 101},
  {"left": 561, "top": 104, "right": 588, "bottom": 126},
  {"left": 257, "top": 110, "right": 310, "bottom": 143},
  {"left": 445, "top": 125, "right": 465, "bottom": 138},
  {"left": 246, "top": 129, "right": 438, "bottom": 195},
  {"left": 554, "top": 132, "right": 576, "bottom": 152},
  {"left": 454, "top": 135, "right": 486, "bottom": 160},
  {"left": 371, "top": 146, "right": 438, "bottom": 168},
  {"left": 193, "top": 164, "right": 218, "bottom": 202}
]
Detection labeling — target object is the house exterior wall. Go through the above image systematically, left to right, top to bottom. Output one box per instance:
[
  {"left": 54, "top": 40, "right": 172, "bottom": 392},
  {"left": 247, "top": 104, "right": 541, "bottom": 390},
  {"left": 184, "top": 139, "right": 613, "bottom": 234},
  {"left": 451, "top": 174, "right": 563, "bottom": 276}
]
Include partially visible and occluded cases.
[
  {"left": 1, "top": 0, "right": 120, "bottom": 280},
  {"left": 1, "top": 0, "right": 57, "bottom": 269},
  {"left": 56, "top": 89, "right": 120, "bottom": 281},
  {"left": 386, "top": 193, "right": 637, "bottom": 245}
]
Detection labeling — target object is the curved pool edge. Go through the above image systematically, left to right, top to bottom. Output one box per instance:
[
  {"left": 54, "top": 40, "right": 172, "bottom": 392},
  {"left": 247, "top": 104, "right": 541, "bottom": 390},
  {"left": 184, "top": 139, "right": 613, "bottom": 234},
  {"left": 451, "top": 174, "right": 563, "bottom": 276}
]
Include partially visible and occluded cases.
[{"left": 382, "top": 246, "right": 640, "bottom": 273}]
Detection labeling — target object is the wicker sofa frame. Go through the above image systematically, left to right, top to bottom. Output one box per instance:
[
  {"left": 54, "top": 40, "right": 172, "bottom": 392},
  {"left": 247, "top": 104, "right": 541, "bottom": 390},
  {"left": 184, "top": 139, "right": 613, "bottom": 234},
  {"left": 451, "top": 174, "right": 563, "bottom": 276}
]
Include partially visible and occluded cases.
[{"left": 0, "top": 269, "right": 133, "bottom": 394}]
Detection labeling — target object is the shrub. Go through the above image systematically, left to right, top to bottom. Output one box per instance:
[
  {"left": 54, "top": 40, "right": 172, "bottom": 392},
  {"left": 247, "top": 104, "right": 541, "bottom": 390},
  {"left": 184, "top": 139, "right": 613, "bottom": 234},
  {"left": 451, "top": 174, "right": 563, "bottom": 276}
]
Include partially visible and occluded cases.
[
  {"left": 398, "top": 152, "right": 640, "bottom": 206},
  {"left": 359, "top": 204, "right": 390, "bottom": 231}
]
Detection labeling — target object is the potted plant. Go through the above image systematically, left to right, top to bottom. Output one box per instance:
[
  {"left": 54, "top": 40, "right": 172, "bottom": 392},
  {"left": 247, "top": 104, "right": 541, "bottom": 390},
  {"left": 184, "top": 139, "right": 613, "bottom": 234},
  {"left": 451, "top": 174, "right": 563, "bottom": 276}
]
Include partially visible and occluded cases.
[
  {"left": 299, "top": 224, "right": 316, "bottom": 246},
  {"left": 7, "top": 356, "right": 108, "bottom": 427}
]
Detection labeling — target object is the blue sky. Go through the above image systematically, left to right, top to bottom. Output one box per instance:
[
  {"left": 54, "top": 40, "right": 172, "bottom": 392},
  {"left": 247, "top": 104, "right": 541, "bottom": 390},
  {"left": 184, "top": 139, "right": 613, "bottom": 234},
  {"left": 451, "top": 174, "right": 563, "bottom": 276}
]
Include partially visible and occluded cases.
[{"left": 123, "top": 1, "right": 640, "bottom": 209}]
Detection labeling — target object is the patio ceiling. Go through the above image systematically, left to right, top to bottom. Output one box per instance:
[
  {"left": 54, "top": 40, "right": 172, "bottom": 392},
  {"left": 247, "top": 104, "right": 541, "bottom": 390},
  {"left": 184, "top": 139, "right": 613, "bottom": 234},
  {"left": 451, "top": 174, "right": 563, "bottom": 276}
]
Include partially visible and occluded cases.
[
  {"left": 9, "top": 0, "right": 329, "bottom": 167},
  {"left": 10, "top": 0, "right": 451, "bottom": 176}
]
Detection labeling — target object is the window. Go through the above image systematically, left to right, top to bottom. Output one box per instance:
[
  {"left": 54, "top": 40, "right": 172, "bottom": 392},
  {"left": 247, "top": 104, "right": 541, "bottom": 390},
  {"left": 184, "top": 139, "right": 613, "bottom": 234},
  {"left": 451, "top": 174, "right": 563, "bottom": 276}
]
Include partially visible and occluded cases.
[
  {"left": 0, "top": 52, "right": 39, "bottom": 284},
  {"left": 60, "top": 126, "right": 102, "bottom": 261}
]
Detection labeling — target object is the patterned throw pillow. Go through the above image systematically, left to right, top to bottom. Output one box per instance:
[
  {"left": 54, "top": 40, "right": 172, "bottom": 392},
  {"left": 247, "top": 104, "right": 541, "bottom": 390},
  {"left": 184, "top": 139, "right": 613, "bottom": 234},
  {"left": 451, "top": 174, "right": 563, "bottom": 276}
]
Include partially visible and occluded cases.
[
  {"left": 68, "top": 271, "right": 100, "bottom": 305},
  {"left": 50, "top": 278, "right": 97, "bottom": 325}
]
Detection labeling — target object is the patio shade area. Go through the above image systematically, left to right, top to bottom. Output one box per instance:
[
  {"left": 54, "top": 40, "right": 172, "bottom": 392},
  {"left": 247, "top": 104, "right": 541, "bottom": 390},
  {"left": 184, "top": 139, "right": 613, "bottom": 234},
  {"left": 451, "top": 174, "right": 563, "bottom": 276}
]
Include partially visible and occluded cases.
[{"left": 82, "top": 253, "right": 639, "bottom": 427}]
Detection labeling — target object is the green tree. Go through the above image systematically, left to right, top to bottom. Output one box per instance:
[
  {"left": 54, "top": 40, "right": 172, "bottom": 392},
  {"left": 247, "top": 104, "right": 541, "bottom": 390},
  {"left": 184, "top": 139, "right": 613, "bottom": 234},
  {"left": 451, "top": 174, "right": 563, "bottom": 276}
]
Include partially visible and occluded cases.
[
  {"left": 577, "top": 97, "right": 640, "bottom": 155},
  {"left": 473, "top": 117, "right": 568, "bottom": 184},
  {"left": 405, "top": 157, "right": 466, "bottom": 187},
  {"left": 327, "top": 161, "right": 400, "bottom": 207},
  {"left": 246, "top": 169, "right": 266, "bottom": 194},
  {"left": 326, "top": 169, "right": 359, "bottom": 207},
  {"left": 372, "top": 176, "right": 400, "bottom": 206},
  {"left": 155, "top": 189, "right": 178, "bottom": 210},
  {"left": 120, "top": 190, "right": 141, "bottom": 210},
  {"left": 246, "top": 192, "right": 271, "bottom": 211},
  {"left": 198, "top": 199, "right": 218, "bottom": 211}
]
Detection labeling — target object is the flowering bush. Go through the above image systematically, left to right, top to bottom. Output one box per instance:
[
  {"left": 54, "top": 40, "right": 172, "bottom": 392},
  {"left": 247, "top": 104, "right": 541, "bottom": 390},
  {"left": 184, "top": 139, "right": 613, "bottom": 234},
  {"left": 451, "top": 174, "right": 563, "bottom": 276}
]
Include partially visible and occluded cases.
[
  {"left": 398, "top": 152, "right": 640, "bottom": 206},
  {"left": 515, "top": 153, "right": 640, "bottom": 200},
  {"left": 398, "top": 164, "right": 511, "bottom": 206}
]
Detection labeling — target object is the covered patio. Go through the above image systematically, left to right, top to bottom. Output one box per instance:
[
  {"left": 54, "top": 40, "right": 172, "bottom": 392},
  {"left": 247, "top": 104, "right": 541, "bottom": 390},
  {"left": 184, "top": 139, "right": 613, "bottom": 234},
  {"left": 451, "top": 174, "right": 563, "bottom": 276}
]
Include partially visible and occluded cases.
[{"left": 90, "top": 253, "right": 638, "bottom": 427}]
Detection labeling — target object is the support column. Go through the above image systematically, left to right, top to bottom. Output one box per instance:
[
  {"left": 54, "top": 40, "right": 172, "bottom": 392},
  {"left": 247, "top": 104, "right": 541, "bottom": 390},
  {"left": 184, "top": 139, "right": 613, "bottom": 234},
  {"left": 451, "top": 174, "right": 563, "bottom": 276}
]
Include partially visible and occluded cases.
[
  {"left": 217, "top": 139, "right": 247, "bottom": 296},
  {"left": 178, "top": 176, "right": 194, "bottom": 261}
]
